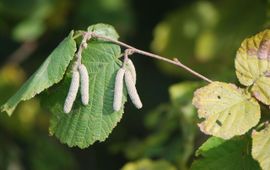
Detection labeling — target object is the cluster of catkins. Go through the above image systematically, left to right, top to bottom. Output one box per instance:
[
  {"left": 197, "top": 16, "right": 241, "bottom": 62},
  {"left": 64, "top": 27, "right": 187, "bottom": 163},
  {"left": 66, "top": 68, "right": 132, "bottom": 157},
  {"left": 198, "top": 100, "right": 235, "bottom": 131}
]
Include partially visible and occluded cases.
[
  {"left": 63, "top": 34, "right": 90, "bottom": 114},
  {"left": 63, "top": 42, "right": 142, "bottom": 113},
  {"left": 113, "top": 58, "right": 142, "bottom": 111},
  {"left": 63, "top": 63, "right": 89, "bottom": 113}
]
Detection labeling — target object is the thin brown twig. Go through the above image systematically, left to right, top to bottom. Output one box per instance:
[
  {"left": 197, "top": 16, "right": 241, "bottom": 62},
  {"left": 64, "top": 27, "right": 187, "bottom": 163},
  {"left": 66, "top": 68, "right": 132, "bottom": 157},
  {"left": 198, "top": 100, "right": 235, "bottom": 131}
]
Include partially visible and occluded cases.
[
  {"left": 73, "top": 32, "right": 92, "bottom": 71},
  {"left": 90, "top": 32, "right": 213, "bottom": 83},
  {"left": 5, "top": 41, "right": 38, "bottom": 65}
]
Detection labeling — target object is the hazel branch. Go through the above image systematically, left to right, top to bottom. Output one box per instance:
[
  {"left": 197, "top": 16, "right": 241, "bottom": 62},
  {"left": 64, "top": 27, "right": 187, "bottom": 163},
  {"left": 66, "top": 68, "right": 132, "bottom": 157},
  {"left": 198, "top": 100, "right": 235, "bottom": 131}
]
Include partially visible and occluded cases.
[{"left": 88, "top": 32, "right": 213, "bottom": 83}]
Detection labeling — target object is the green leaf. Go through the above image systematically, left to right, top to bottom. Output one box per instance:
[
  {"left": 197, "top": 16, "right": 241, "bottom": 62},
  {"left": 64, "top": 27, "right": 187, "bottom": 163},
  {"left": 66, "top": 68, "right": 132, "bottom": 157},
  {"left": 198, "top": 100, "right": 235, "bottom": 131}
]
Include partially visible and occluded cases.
[
  {"left": 88, "top": 23, "right": 119, "bottom": 40},
  {"left": 235, "top": 29, "right": 270, "bottom": 105},
  {"left": 1, "top": 31, "right": 76, "bottom": 116},
  {"left": 44, "top": 33, "right": 125, "bottom": 148},
  {"left": 192, "top": 82, "right": 260, "bottom": 139},
  {"left": 252, "top": 124, "right": 270, "bottom": 170},
  {"left": 191, "top": 136, "right": 260, "bottom": 170},
  {"left": 121, "top": 159, "right": 177, "bottom": 170}
]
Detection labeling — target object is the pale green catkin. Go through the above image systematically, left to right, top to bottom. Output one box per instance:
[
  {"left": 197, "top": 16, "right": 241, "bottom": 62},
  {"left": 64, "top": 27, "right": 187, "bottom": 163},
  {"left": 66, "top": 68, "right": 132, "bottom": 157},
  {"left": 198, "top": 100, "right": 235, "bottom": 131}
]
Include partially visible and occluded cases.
[
  {"left": 126, "top": 59, "right": 136, "bottom": 84},
  {"left": 78, "top": 64, "right": 89, "bottom": 105},
  {"left": 113, "top": 68, "right": 125, "bottom": 111},
  {"left": 124, "top": 70, "right": 142, "bottom": 109},
  {"left": 64, "top": 71, "right": 80, "bottom": 113}
]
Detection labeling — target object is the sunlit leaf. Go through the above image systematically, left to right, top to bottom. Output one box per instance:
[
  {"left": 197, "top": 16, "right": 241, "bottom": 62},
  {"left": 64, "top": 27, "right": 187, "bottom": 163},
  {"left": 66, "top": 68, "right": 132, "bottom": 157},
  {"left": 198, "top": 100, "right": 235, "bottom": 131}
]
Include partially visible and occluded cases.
[
  {"left": 235, "top": 29, "right": 270, "bottom": 105},
  {"left": 1, "top": 31, "right": 76, "bottom": 116},
  {"left": 193, "top": 82, "right": 260, "bottom": 139},
  {"left": 252, "top": 124, "right": 270, "bottom": 170},
  {"left": 191, "top": 136, "right": 260, "bottom": 170},
  {"left": 121, "top": 159, "right": 176, "bottom": 170}
]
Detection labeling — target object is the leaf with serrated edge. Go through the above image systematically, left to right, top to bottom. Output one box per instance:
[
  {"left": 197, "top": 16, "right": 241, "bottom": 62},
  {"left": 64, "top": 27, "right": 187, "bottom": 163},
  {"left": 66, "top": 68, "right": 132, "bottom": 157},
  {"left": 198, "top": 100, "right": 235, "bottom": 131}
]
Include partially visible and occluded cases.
[
  {"left": 44, "top": 26, "right": 126, "bottom": 148},
  {"left": 235, "top": 29, "right": 270, "bottom": 105},
  {"left": 1, "top": 31, "right": 77, "bottom": 116},
  {"left": 193, "top": 81, "right": 260, "bottom": 139},
  {"left": 252, "top": 124, "right": 270, "bottom": 170},
  {"left": 191, "top": 136, "right": 260, "bottom": 170}
]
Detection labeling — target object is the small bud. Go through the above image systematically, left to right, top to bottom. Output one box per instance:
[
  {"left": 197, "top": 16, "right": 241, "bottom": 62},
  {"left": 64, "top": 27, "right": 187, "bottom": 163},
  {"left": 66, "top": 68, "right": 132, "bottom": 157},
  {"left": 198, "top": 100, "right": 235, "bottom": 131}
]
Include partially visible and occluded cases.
[
  {"left": 82, "top": 42, "right": 88, "bottom": 49},
  {"left": 78, "top": 64, "right": 89, "bottom": 105},
  {"left": 113, "top": 68, "right": 125, "bottom": 111},
  {"left": 124, "top": 70, "right": 142, "bottom": 109},
  {"left": 64, "top": 71, "right": 80, "bottom": 113}
]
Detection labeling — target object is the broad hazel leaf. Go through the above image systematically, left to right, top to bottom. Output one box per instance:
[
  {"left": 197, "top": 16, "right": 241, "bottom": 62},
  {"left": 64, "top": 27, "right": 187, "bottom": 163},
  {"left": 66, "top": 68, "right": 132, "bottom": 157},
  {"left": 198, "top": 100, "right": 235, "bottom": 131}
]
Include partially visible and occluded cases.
[
  {"left": 44, "top": 25, "right": 126, "bottom": 148},
  {"left": 235, "top": 29, "right": 270, "bottom": 105},
  {"left": 1, "top": 31, "right": 77, "bottom": 116},
  {"left": 192, "top": 82, "right": 260, "bottom": 139},
  {"left": 252, "top": 124, "right": 270, "bottom": 170},
  {"left": 191, "top": 136, "right": 260, "bottom": 170}
]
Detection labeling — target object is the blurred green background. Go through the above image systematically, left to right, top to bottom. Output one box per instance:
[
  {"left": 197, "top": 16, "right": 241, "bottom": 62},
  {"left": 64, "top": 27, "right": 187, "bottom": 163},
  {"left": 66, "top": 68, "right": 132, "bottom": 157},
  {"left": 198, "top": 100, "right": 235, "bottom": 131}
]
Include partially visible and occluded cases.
[{"left": 0, "top": 0, "right": 269, "bottom": 169}]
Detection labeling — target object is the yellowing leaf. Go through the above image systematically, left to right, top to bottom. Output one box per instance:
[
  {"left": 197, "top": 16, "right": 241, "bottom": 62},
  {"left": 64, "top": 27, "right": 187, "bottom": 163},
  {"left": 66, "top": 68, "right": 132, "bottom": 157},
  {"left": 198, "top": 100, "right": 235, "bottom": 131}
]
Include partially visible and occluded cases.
[
  {"left": 235, "top": 29, "right": 270, "bottom": 105},
  {"left": 193, "top": 82, "right": 260, "bottom": 139},
  {"left": 252, "top": 124, "right": 270, "bottom": 170}
]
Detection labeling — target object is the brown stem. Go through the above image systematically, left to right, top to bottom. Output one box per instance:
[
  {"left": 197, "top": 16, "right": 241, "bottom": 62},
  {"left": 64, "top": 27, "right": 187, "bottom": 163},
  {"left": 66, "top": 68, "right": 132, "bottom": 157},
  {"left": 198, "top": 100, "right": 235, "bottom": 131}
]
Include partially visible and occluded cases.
[
  {"left": 73, "top": 32, "right": 92, "bottom": 71},
  {"left": 90, "top": 32, "right": 213, "bottom": 83},
  {"left": 5, "top": 41, "right": 38, "bottom": 65}
]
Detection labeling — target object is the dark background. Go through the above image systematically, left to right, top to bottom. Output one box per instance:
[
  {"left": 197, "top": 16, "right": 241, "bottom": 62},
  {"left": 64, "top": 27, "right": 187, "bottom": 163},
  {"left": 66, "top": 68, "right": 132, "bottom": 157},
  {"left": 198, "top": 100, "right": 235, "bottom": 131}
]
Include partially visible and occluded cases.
[{"left": 0, "top": 0, "right": 268, "bottom": 169}]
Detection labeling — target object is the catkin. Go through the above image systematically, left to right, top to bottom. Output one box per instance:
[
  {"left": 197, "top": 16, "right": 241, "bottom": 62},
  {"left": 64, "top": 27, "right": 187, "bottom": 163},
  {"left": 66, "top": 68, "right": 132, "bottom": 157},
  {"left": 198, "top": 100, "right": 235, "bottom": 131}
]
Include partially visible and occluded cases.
[
  {"left": 126, "top": 59, "right": 136, "bottom": 83},
  {"left": 78, "top": 64, "right": 89, "bottom": 105},
  {"left": 113, "top": 68, "right": 125, "bottom": 111},
  {"left": 124, "top": 70, "right": 142, "bottom": 109},
  {"left": 64, "top": 71, "right": 80, "bottom": 113}
]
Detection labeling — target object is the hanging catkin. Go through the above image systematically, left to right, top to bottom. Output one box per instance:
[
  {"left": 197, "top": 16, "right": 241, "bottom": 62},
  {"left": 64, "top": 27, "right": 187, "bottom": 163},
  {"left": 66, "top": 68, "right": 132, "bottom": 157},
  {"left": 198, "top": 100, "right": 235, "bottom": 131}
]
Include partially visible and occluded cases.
[
  {"left": 126, "top": 59, "right": 136, "bottom": 83},
  {"left": 78, "top": 64, "right": 89, "bottom": 105},
  {"left": 113, "top": 68, "right": 125, "bottom": 111},
  {"left": 124, "top": 70, "right": 142, "bottom": 109},
  {"left": 64, "top": 71, "right": 80, "bottom": 113}
]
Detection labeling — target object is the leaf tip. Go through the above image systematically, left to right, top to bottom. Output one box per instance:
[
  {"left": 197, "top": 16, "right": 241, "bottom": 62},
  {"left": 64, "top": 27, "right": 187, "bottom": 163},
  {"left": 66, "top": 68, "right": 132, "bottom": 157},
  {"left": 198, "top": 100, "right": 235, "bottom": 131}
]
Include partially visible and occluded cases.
[
  {"left": 69, "top": 30, "right": 74, "bottom": 37},
  {"left": 0, "top": 104, "right": 15, "bottom": 117}
]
